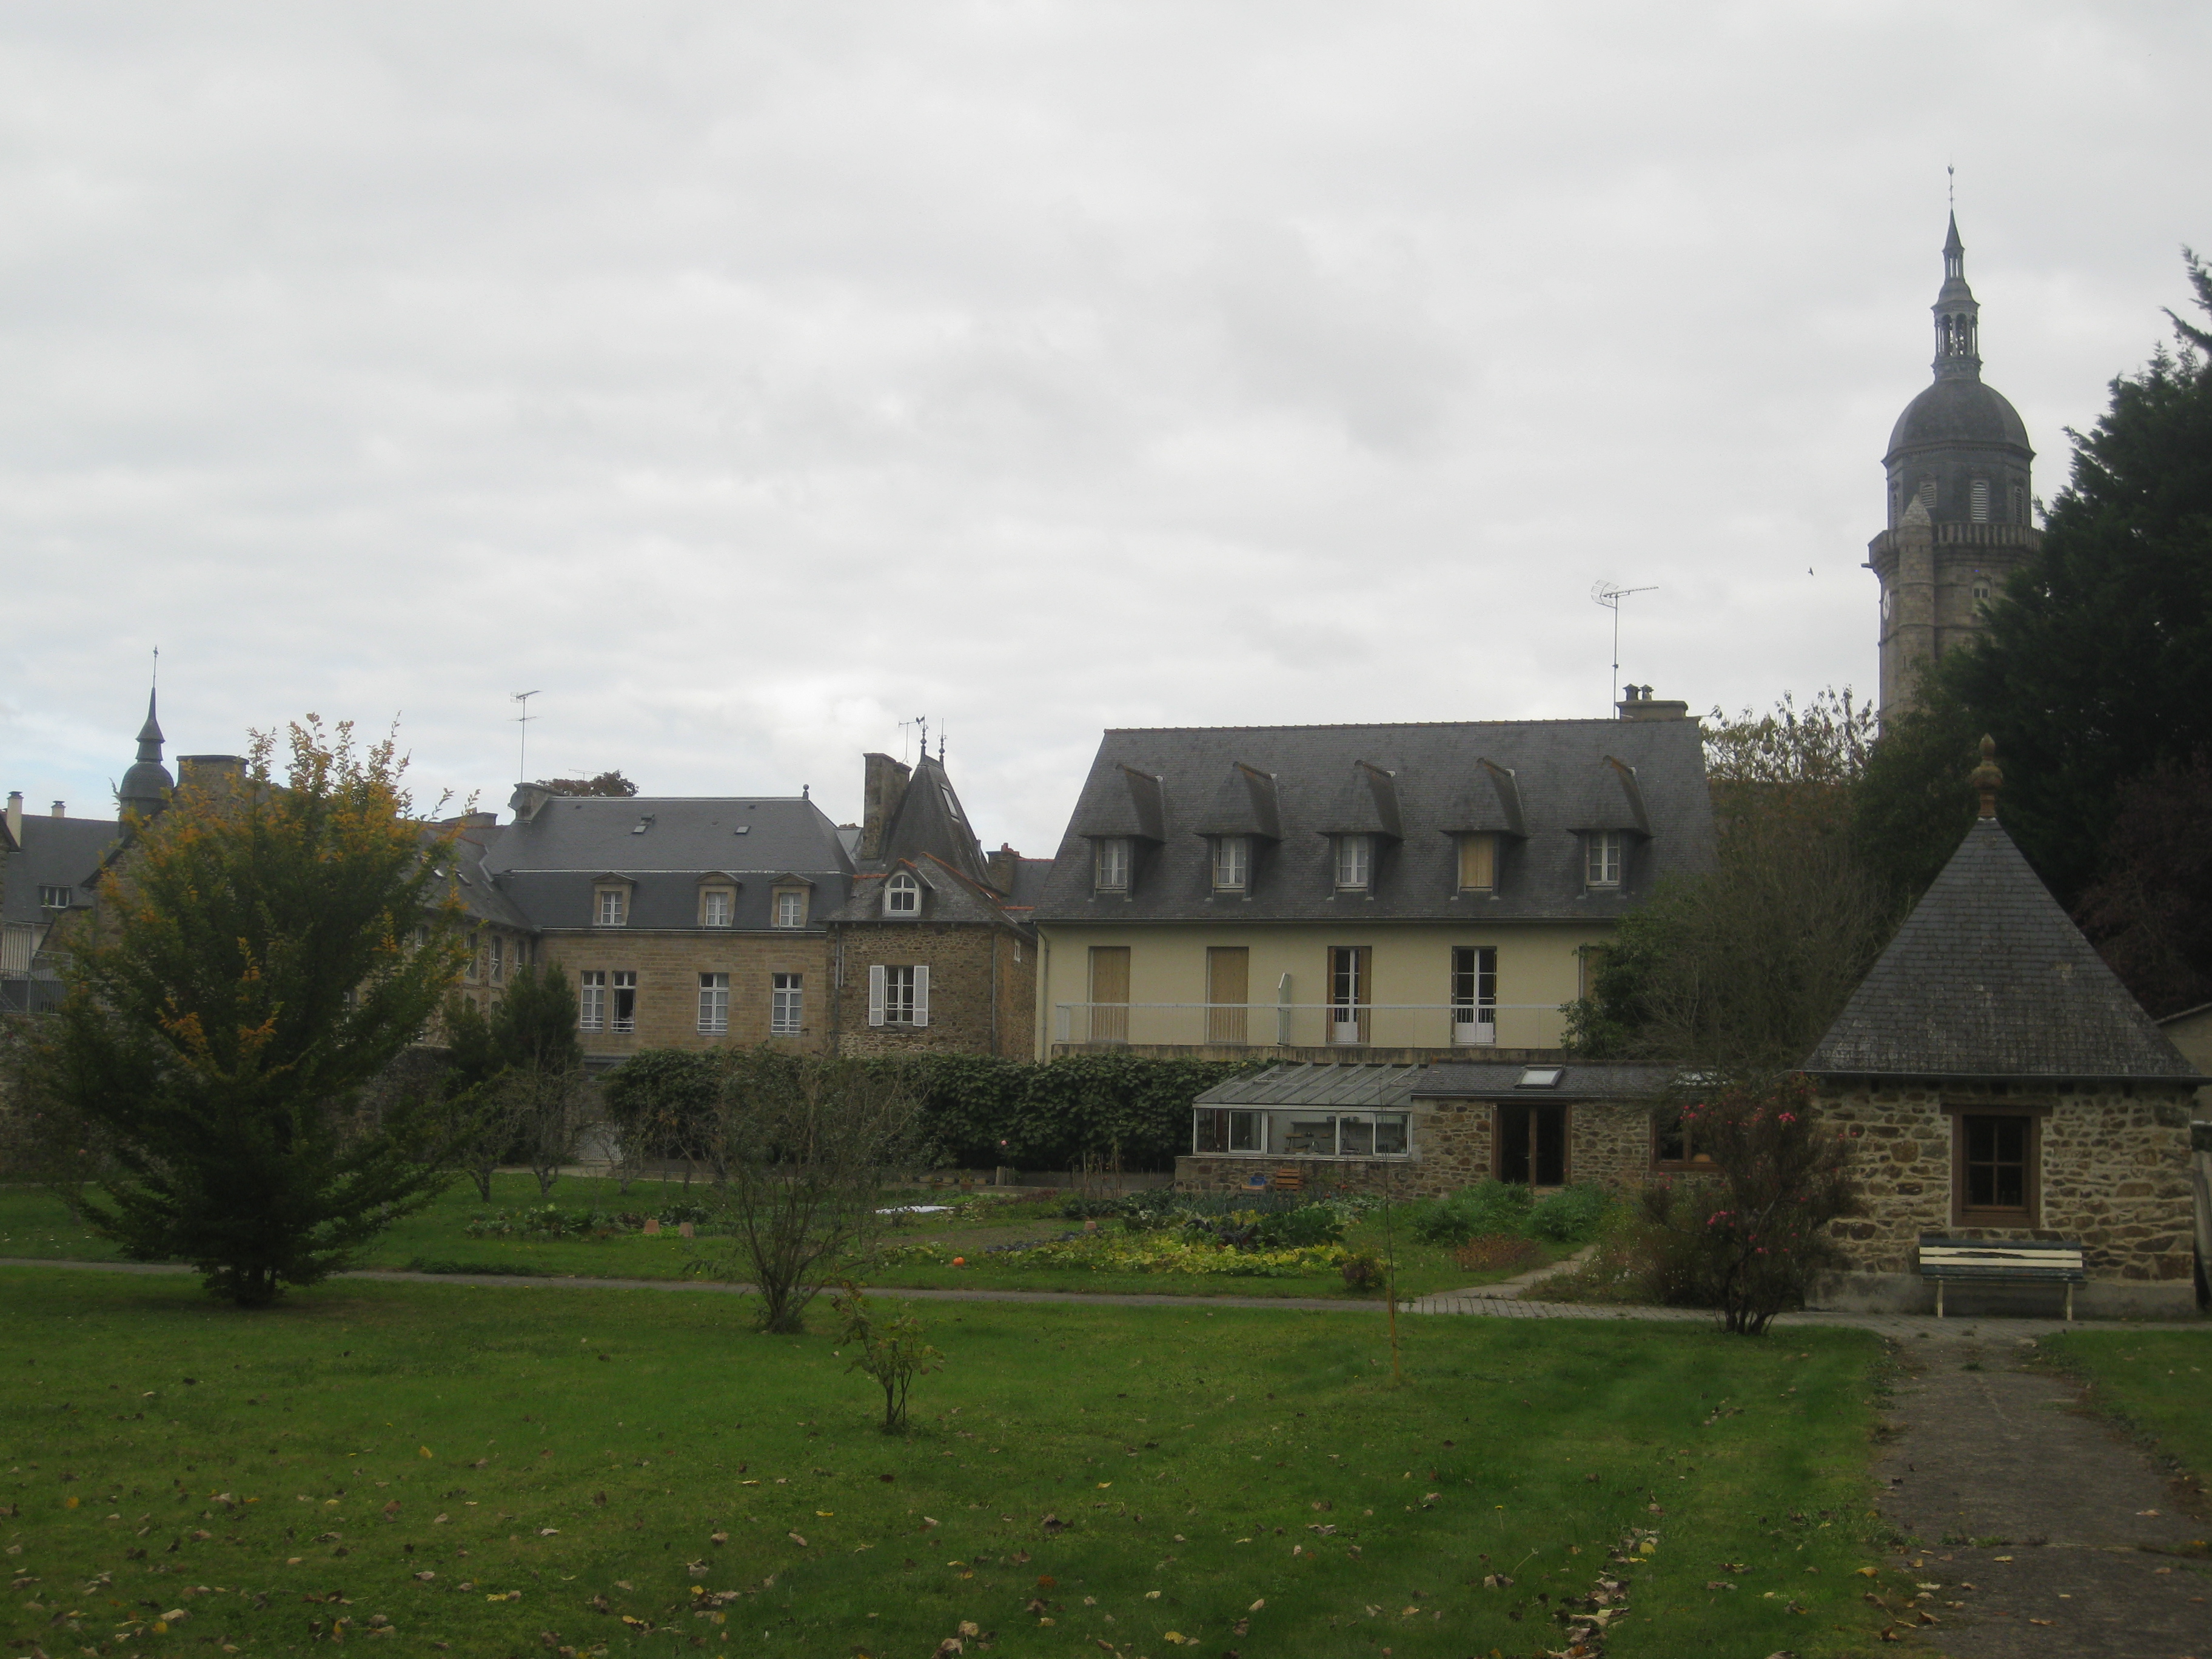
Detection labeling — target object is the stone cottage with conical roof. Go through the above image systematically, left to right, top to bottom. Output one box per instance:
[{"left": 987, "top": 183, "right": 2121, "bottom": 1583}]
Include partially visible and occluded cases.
[{"left": 1804, "top": 745, "right": 2202, "bottom": 1317}]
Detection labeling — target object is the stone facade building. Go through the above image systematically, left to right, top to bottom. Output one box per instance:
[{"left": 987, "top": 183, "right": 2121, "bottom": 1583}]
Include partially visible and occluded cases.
[
  {"left": 1869, "top": 215, "right": 2043, "bottom": 717},
  {"left": 822, "top": 752, "right": 1046, "bottom": 1059},
  {"left": 1801, "top": 752, "right": 2200, "bottom": 1317}
]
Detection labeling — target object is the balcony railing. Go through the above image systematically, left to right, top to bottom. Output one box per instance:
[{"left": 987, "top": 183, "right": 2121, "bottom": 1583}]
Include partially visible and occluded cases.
[{"left": 1051, "top": 1000, "right": 1569, "bottom": 1050}]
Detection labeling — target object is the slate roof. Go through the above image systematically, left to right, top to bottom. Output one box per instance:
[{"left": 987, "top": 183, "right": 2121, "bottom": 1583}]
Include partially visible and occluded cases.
[
  {"left": 1033, "top": 719, "right": 1715, "bottom": 924},
  {"left": 876, "top": 755, "right": 991, "bottom": 886},
  {"left": 483, "top": 794, "right": 854, "bottom": 932},
  {"left": 1, "top": 814, "right": 121, "bottom": 928},
  {"left": 1804, "top": 817, "right": 2199, "bottom": 1081},
  {"left": 825, "top": 853, "right": 1034, "bottom": 933},
  {"left": 1412, "top": 1061, "right": 1678, "bottom": 1099},
  {"left": 1193, "top": 1064, "right": 1421, "bottom": 1109}
]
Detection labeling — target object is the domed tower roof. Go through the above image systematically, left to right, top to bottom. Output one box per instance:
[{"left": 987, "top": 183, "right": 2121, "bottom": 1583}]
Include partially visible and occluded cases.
[{"left": 117, "top": 688, "right": 174, "bottom": 819}]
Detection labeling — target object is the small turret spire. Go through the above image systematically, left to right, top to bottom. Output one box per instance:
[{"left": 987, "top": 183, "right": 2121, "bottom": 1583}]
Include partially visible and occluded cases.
[
  {"left": 1932, "top": 208, "right": 1981, "bottom": 379},
  {"left": 118, "top": 662, "right": 175, "bottom": 820}
]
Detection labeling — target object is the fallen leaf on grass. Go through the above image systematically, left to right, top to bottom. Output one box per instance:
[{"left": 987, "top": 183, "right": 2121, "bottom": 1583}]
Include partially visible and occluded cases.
[{"left": 787, "top": 1533, "right": 808, "bottom": 1548}]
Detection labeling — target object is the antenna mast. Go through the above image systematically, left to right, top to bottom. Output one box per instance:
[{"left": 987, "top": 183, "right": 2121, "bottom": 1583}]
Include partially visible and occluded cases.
[
  {"left": 1590, "top": 581, "right": 1657, "bottom": 715},
  {"left": 511, "top": 690, "right": 542, "bottom": 786}
]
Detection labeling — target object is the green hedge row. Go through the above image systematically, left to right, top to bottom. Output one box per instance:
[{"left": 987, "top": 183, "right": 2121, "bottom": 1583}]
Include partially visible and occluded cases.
[{"left": 865, "top": 1052, "right": 1265, "bottom": 1172}]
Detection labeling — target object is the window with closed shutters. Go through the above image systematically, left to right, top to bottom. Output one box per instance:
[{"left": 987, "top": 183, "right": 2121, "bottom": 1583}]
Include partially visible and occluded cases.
[
  {"left": 1970, "top": 478, "right": 1990, "bottom": 523},
  {"left": 1457, "top": 833, "right": 1496, "bottom": 894},
  {"left": 1088, "top": 946, "right": 1130, "bottom": 1042},
  {"left": 1205, "top": 946, "right": 1249, "bottom": 1045}
]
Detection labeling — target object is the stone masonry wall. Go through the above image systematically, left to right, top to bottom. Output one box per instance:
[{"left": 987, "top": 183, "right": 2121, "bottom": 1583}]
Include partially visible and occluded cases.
[
  {"left": 832, "top": 922, "right": 1034, "bottom": 1059},
  {"left": 538, "top": 931, "right": 831, "bottom": 1064},
  {"left": 1813, "top": 1082, "right": 2196, "bottom": 1282}
]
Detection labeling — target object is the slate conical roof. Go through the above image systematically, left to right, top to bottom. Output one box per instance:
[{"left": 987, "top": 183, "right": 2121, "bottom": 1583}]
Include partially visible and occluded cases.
[
  {"left": 117, "top": 688, "right": 174, "bottom": 816},
  {"left": 1805, "top": 816, "right": 2197, "bottom": 1081}
]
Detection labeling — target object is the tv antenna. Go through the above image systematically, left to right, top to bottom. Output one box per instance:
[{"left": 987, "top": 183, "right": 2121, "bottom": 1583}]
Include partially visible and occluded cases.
[
  {"left": 1590, "top": 581, "right": 1657, "bottom": 715},
  {"left": 511, "top": 690, "right": 542, "bottom": 785}
]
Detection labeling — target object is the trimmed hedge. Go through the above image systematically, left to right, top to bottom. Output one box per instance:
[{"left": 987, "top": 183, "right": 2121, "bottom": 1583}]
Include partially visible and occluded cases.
[{"left": 865, "top": 1052, "right": 1266, "bottom": 1172}]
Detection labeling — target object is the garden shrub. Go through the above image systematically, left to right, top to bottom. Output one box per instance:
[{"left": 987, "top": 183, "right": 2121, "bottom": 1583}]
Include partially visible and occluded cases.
[
  {"left": 1408, "top": 1180, "right": 1533, "bottom": 1245},
  {"left": 1526, "top": 1182, "right": 1615, "bottom": 1243},
  {"left": 1252, "top": 1204, "right": 1346, "bottom": 1248},
  {"left": 1452, "top": 1235, "right": 1546, "bottom": 1273},
  {"left": 1340, "top": 1252, "right": 1385, "bottom": 1291}
]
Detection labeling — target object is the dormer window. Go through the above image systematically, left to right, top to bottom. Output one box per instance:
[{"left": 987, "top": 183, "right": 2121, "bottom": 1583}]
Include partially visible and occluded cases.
[
  {"left": 1585, "top": 831, "right": 1623, "bottom": 890},
  {"left": 1456, "top": 833, "right": 1497, "bottom": 894},
  {"left": 1333, "top": 834, "right": 1372, "bottom": 891},
  {"left": 1210, "top": 836, "right": 1248, "bottom": 893},
  {"left": 1094, "top": 838, "right": 1131, "bottom": 893},
  {"left": 885, "top": 873, "right": 921, "bottom": 916},
  {"left": 594, "top": 886, "right": 629, "bottom": 927},
  {"left": 700, "top": 888, "right": 734, "bottom": 928},
  {"left": 774, "top": 888, "right": 808, "bottom": 928}
]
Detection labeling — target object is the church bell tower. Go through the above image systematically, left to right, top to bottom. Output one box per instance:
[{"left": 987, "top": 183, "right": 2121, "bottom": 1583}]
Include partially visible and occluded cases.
[{"left": 1868, "top": 213, "right": 2040, "bottom": 716}]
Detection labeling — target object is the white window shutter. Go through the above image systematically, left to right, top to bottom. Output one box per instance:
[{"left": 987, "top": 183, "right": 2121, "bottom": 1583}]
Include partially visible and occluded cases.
[
  {"left": 867, "top": 964, "right": 886, "bottom": 1027},
  {"left": 912, "top": 964, "right": 930, "bottom": 1027}
]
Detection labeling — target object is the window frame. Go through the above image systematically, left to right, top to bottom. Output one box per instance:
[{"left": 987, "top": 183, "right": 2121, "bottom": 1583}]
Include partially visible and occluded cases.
[
  {"left": 1585, "top": 830, "right": 1623, "bottom": 890},
  {"left": 1456, "top": 833, "right": 1497, "bottom": 895},
  {"left": 1210, "top": 834, "right": 1249, "bottom": 893},
  {"left": 1333, "top": 834, "right": 1373, "bottom": 891},
  {"left": 1093, "top": 837, "right": 1132, "bottom": 893},
  {"left": 884, "top": 873, "right": 921, "bottom": 916},
  {"left": 36, "top": 885, "right": 74, "bottom": 910},
  {"left": 594, "top": 886, "right": 629, "bottom": 927},
  {"left": 699, "top": 887, "right": 736, "bottom": 928},
  {"left": 773, "top": 888, "right": 808, "bottom": 929},
  {"left": 1450, "top": 945, "right": 1498, "bottom": 1046},
  {"left": 867, "top": 963, "right": 930, "bottom": 1028},
  {"left": 578, "top": 970, "right": 607, "bottom": 1032},
  {"left": 611, "top": 970, "right": 638, "bottom": 1034},
  {"left": 697, "top": 971, "right": 730, "bottom": 1036},
  {"left": 770, "top": 971, "right": 803, "bottom": 1035},
  {"left": 1651, "top": 1104, "right": 1717, "bottom": 1171},
  {"left": 1190, "top": 1107, "right": 1409, "bottom": 1160},
  {"left": 1951, "top": 1107, "right": 2040, "bottom": 1226}
]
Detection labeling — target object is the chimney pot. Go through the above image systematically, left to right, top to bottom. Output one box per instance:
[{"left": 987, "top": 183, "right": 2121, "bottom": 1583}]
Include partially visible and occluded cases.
[
  {"left": 1615, "top": 690, "right": 1691, "bottom": 722},
  {"left": 51, "top": 800, "right": 65, "bottom": 818}
]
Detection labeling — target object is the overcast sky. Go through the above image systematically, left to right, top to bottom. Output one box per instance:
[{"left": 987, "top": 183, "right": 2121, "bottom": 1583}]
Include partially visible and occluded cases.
[{"left": 3, "top": 2, "right": 2205, "bottom": 853}]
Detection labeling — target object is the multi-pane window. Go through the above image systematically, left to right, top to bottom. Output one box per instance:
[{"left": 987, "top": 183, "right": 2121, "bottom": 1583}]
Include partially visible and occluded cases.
[
  {"left": 1586, "top": 831, "right": 1623, "bottom": 889},
  {"left": 1457, "top": 833, "right": 1496, "bottom": 894},
  {"left": 1333, "top": 834, "right": 1372, "bottom": 890},
  {"left": 1210, "top": 836, "right": 1248, "bottom": 892},
  {"left": 1093, "top": 838, "right": 1131, "bottom": 893},
  {"left": 885, "top": 873, "right": 920, "bottom": 915},
  {"left": 36, "top": 885, "right": 73, "bottom": 910},
  {"left": 595, "top": 888, "right": 628, "bottom": 927},
  {"left": 700, "top": 888, "right": 734, "bottom": 928},
  {"left": 775, "top": 890, "right": 807, "bottom": 928},
  {"left": 464, "top": 932, "right": 480, "bottom": 982},
  {"left": 489, "top": 936, "right": 505, "bottom": 984},
  {"left": 1327, "top": 945, "right": 1369, "bottom": 1044},
  {"left": 1451, "top": 945, "right": 1498, "bottom": 1045},
  {"left": 880, "top": 965, "right": 919, "bottom": 1024},
  {"left": 578, "top": 970, "right": 606, "bottom": 1031},
  {"left": 611, "top": 970, "right": 638, "bottom": 1034},
  {"left": 697, "top": 972, "right": 729, "bottom": 1035},
  {"left": 771, "top": 973, "right": 803, "bottom": 1034},
  {"left": 1652, "top": 1106, "right": 1711, "bottom": 1168},
  {"left": 1193, "top": 1108, "right": 1408, "bottom": 1159},
  {"left": 1957, "top": 1112, "right": 2035, "bottom": 1221}
]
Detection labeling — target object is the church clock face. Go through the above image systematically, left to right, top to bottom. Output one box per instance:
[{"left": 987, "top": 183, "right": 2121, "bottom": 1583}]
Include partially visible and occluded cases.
[{"left": 1880, "top": 588, "right": 1894, "bottom": 623}]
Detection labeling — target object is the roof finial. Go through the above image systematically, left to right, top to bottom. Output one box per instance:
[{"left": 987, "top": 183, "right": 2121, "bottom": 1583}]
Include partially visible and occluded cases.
[
  {"left": 1947, "top": 163, "right": 1954, "bottom": 212},
  {"left": 1969, "top": 733, "right": 2003, "bottom": 819}
]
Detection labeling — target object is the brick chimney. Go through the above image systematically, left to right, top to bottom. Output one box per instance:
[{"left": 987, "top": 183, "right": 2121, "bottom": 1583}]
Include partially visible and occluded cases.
[
  {"left": 1615, "top": 686, "right": 1691, "bottom": 722},
  {"left": 858, "top": 752, "right": 911, "bottom": 860},
  {"left": 985, "top": 843, "right": 1021, "bottom": 896}
]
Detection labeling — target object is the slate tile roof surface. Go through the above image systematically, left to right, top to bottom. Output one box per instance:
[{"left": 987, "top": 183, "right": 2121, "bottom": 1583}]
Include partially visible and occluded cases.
[
  {"left": 1035, "top": 719, "right": 1716, "bottom": 923},
  {"left": 0, "top": 814, "right": 121, "bottom": 927},
  {"left": 1804, "top": 817, "right": 2198, "bottom": 1081},
  {"left": 1412, "top": 1061, "right": 1678, "bottom": 1099}
]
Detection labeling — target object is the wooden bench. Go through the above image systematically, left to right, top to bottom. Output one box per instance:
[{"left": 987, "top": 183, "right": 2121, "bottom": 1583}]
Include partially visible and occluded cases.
[{"left": 1919, "top": 1236, "right": 2086, "bottom": 1320}]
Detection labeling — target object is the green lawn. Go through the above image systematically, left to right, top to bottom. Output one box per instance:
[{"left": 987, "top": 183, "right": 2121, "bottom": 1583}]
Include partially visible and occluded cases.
[
  {"left": 0, "top": 1178, "right": 1550, "bottom": 1301},
  {"left": 0, "top": 1267, "right": 1903, "bottom": 1657},
  {"left": 2042, "top": 1330, "right": 2212, "bottom": 1487}
]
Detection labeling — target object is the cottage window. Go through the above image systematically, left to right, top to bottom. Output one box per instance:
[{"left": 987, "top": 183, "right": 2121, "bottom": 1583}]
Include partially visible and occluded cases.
[
  {"left": 1586, "top": 831, "right": 1623, "bottom": 889},
  {"left": 1456, "top": 833, "right": 1497, "bottom": 894},
  {"left": 1333, "top": 834, "right": 1372, "bottom": 891},
  {"left": 1210, "top": 836, "right": 1248, "bottom": 893},
  {"left": 1094, "top": 837, "right": 1131, "bottom": 893},
  {"left": 885, "top": 873, "right": 920, "bottom": 916},
  {"left": 594, "top": 888, "right": 628, "bottom": 927},
  {"left": 700, "top": 888, "right": 734, "bottom": 928},
  {"left": 774, "top": 889, "right": 808, "bottom": 928},
  {"left": 1450, "top": 945, "right": 1497, "bottom": 1045},
  {"left": 868, "top": 964, "right": 929, "bottom": 1027},
  {"left": 578, "top": 970, "right": 606, "bottom": 1031},
  {"left": 611, "top": 970, "right": 637, "bottom": 1034},
  {"left": 771, "top": 972, "right": 803, "bottom": 1034},
  {"left": 697, "top": 973, "right": 729, "bottom": 1035},
  {"left": 1652, "top": 1106, "right": 1713, "bottom": 1169},
  {"left": 1190, "top": 1108, "right": 1408, "bottom": 1159},
  {"left": 1955, "top": 1110, "right": 2037, "bottom": 1224}
]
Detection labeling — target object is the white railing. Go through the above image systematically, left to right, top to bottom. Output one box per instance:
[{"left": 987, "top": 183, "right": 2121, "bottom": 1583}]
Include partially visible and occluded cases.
[{"left": 1051, "top": 1000, "right": 1567, "bottom": 1050}]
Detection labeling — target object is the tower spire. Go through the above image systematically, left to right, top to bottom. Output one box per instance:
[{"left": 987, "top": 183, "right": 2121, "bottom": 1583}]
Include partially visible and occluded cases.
[
  {"left": 1932, "top": 209, "right": 1980, "bottom": 379},
  {"left": 118, "top": 662, "right": 175, "bottom": 820}
]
